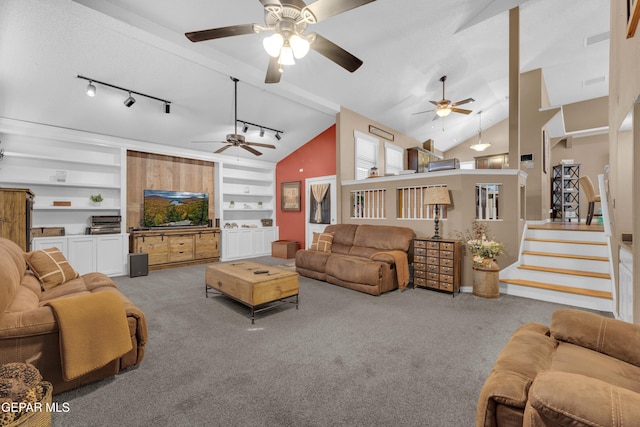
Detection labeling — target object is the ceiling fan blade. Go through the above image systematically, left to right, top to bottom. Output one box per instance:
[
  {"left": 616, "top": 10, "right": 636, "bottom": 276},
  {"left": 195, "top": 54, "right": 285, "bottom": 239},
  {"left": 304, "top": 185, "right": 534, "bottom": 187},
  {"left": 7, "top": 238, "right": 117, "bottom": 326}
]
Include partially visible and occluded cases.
[
  {"left": 301, "top": 0, "right": 376, "bottom": 23},
  {"left": 185, "top": 24, "right": 257, "bottom": 43},
  {"left": 309, "top": 33, "right": 363, "bottom": 72},
  {"left": 265, "top": 56, "right": 282, "bottom": 84},
  {"left": 451, "top": 98, "right": 475, "bottom": 107},
  {"left": 429, "top": 100, "right": 441, "bottom": 107},
  {"left": 451, "top": 108, "right": 473, "bottom": 115},
  {"left": 411, "top": 109, "right": 435, "bottom": 116},
  {"left": 246, "top": 142, "right": 277, "bottom": 149},
  {"left": 214, "top": 144, "right": 232, "bottom": 154},
  {"left": 241, "top": 145, "right": 263, "bottom": 156}
]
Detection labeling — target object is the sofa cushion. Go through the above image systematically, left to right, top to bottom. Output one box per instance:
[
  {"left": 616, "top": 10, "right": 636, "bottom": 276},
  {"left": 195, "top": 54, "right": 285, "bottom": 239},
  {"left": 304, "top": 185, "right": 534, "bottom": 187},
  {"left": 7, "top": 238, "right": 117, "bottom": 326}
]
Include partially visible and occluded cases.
[
  {"left": 324, "top": 224, "right": 358, "bottom": 255},
  {"left": 352, "top": 224, "right": 414, "bottom": 251},
  {"left": 310, "top": 232, "right": 334, "bottom": 252},
  {"left": 24, "top": 247, "right": 80, "bottom": 291},
  {"left": 295, "top": 249, "right": 331, "bottom": 274},
  {"left": 325, "top": 255, "right": 383, "bottom": 288},
  {"left": 551, "top": 308, "right": 640, "bottom": 368},
  {"left": 550, "top": 341, "right": 640, "bottom": 394}
]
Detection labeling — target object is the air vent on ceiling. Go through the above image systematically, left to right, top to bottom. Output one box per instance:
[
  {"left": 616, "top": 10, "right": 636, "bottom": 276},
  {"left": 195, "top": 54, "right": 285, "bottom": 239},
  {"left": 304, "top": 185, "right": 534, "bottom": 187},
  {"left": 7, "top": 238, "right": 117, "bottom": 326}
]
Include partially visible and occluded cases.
[
  {"left": 585, "top": 31, "right": 610, "bottom": 46},
  {"left": 583, "top": 76, "right": 606, "bottom": 86}
]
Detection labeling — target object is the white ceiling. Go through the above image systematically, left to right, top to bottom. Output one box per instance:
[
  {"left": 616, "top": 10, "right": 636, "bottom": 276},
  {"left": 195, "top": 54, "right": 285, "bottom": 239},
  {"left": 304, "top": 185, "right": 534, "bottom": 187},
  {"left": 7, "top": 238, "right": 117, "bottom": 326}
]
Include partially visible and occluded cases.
[{"left": 0, "top": 0, "right": 609, "bottom": 163}]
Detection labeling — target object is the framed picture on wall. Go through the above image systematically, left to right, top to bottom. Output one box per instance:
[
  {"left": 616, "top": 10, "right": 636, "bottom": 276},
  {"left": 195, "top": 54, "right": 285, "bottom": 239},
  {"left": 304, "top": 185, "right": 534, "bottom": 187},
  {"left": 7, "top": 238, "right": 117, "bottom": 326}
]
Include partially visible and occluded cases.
[
  {"left": 628, "top": 0, "right": 640, "bottom": 38},
  {"left": 281, "top": 181, "right": 301, "bottom": 211}
]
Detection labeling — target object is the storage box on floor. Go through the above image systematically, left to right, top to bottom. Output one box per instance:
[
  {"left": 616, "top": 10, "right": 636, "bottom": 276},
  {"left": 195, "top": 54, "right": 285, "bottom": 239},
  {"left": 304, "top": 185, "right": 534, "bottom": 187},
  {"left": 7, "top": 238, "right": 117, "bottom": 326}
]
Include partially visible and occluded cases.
[{"left": 271, "top": 240, "right": 299, "bottom": 259}]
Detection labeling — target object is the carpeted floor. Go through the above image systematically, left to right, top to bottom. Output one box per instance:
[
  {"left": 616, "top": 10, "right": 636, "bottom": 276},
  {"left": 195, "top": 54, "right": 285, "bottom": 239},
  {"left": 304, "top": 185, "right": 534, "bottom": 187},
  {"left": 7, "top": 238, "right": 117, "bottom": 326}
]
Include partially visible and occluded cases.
[{"left": 50, "top": 257, "right": 608, "bottom": 426}]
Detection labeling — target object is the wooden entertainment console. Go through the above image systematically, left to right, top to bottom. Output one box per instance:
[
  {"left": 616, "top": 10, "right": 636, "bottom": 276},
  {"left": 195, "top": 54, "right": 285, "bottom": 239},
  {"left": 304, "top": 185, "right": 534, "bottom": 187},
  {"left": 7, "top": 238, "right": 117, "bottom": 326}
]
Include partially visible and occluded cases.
[{"left": 129, "top": 227, "right": 220, "bottom": 270}]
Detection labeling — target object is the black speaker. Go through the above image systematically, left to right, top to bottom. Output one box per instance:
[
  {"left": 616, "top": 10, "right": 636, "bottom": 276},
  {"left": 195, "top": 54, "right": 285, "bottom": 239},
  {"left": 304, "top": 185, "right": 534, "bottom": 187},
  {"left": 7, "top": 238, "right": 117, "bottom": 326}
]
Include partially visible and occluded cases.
[{"left": 129, "top": 253, "right": 148, "bottom": 278}]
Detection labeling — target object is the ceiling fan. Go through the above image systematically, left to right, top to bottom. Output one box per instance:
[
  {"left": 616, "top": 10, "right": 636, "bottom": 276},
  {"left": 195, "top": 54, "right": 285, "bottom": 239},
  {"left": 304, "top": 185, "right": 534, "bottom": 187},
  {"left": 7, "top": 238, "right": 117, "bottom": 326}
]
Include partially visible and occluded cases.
[
  {"left": 184, "top": 0, "right": 376, "bottom": 84},
  {"left": 412, "top": 75, "right": 475, "bottom": 120},
  {"left": 193, "top": 77, "right": 276, "bottom": 156}
]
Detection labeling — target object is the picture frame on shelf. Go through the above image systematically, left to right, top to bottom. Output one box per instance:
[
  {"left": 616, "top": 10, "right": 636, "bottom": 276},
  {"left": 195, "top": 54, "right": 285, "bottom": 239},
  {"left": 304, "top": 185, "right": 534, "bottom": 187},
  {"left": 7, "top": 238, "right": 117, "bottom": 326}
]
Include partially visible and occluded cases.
[{"left": 281, "top": 181, "right": 301, "bottom": 212}]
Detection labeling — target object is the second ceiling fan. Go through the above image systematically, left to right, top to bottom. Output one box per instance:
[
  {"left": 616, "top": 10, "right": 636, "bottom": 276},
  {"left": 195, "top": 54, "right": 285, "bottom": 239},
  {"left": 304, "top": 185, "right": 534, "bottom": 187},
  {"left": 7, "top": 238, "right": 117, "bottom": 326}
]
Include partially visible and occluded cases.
[
  {"left": 185, "top": 0, "right": 376, "bottom": 83},
  {"left": 413, "top": 75, "right": 475, "bottom": 120}
]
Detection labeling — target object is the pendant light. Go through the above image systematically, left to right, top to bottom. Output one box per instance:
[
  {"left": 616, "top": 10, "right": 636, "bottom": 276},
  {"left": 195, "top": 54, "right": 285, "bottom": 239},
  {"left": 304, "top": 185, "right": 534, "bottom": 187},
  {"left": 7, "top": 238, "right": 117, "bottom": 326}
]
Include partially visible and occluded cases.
[{"left": 470, "top": 111, "right": 491, "bottom": 151}]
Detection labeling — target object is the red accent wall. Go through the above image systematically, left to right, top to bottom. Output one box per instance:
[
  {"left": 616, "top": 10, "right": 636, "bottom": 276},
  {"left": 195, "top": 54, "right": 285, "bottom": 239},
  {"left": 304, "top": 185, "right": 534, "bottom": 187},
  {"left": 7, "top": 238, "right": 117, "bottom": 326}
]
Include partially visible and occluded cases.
[{"left": 276, "top": 125, "right": 336, "bottom": 248}]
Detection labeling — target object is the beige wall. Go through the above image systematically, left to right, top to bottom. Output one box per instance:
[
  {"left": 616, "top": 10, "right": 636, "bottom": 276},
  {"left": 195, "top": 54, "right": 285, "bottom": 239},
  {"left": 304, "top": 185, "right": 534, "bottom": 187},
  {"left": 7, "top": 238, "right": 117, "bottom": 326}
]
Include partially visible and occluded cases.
[
  {"left": 609, "top": 1, "right": 640, "bottom": 323},
  {"left": 337, "top": 106, "right": 441, "bottom": 182},
  {"left": 340, "top": 171, "right": 526, "bottom": 287}
]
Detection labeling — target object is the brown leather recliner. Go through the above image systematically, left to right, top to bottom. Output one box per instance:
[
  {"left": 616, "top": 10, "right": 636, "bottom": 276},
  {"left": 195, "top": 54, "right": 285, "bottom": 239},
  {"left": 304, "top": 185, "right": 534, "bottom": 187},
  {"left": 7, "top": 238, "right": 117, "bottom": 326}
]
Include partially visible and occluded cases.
[
  {"left": 295, "top": 224, "right": 415, "bottom": 295},
  {"left": 0, "top": 237, "right": 147, "bottom": 394},
  {"left": 477, "top": 308, "right": 640, "bottom": 426}
]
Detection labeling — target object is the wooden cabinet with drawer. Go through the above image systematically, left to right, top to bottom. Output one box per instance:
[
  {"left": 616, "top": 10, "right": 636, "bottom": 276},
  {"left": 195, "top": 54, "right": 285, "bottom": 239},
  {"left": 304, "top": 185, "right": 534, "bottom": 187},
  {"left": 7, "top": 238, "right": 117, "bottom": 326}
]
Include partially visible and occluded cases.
[
  {"left": 130, "top": 228, "right": 220, "bottom": 270},
  {"left": 412, "top": 237, "right": 462, "bottom": 296}
]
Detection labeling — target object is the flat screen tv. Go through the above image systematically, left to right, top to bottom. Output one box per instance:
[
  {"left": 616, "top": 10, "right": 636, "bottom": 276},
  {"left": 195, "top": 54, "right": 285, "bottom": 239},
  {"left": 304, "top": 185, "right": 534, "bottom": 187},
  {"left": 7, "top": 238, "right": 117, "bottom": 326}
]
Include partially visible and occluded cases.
[{"left": 143, "top": 190, "right": 209, "bottom": 228}]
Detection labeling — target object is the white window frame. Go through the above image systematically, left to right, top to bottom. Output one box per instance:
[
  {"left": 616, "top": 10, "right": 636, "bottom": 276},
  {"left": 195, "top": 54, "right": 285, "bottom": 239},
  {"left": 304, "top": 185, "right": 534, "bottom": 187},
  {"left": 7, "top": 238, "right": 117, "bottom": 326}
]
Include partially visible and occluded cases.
[
  {"left": 354, "top": 130, "right": 379, "bottom": 180},
  {"left": 384, "top": 142, "right": 404, "bottom": 176}
]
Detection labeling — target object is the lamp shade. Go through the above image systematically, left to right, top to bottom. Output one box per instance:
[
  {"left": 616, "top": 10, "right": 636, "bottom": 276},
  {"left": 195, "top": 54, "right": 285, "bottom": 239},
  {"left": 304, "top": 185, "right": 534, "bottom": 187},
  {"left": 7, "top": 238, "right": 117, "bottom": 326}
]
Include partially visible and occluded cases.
[
  {"left": 263, "top": 33, "right": 284, "bottom": 57},
  {"left": 290, "top": 34, "right": 310, "bottom": 58},
  {"left": 435, "top": 107, "right": 451, "bottom": 118},
  {"left": 423, "top": 186, "right": 451, "bottom": 206}
]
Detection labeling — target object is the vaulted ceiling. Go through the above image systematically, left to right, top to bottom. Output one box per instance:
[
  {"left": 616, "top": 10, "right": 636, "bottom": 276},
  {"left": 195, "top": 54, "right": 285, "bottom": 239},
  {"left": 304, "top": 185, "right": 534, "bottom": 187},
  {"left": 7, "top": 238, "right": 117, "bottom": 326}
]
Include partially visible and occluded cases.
[{"left": 0, "top": 0, "right": 609, "bottom": 162}]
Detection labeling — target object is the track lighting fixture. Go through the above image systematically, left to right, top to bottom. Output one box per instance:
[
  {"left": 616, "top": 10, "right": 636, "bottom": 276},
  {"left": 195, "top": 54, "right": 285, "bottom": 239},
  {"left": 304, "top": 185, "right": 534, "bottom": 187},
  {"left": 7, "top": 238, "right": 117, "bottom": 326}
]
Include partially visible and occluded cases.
[
  {"left": 77, "top": 75, "right": 171, "bottom": 113},
  {"left": 86, "top": 81, "right": 96, "bottom": 97},
  {"left": 124, "top": 92, "right": 136, "bottom": 107},
  {"left": 236, "top": 120, "right": 284, "bottom": 141}
]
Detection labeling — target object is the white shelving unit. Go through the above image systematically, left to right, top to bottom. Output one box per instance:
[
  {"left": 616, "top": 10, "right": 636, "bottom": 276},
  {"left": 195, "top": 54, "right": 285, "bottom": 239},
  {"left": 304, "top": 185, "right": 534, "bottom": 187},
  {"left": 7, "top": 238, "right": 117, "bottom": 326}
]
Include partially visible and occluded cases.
[
  {"left": 0, "top": 132, "right": 128, "bottom": 276},
  {"left": 217, "top": 161, "right": 278, "bottom": 261}
]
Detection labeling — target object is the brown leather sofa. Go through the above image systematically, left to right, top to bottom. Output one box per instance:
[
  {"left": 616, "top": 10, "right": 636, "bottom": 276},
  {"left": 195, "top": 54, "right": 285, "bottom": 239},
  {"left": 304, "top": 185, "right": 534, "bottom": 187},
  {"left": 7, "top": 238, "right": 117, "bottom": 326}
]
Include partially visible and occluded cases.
[
  {"left": 295, "top": 224, "right": 415, "bottom": 295},
  {"left": 0, "top": 237, "right": 147, "bottom": 394},
  {"left": 477, "top": 308, "right": 640, "bottom": 426}
]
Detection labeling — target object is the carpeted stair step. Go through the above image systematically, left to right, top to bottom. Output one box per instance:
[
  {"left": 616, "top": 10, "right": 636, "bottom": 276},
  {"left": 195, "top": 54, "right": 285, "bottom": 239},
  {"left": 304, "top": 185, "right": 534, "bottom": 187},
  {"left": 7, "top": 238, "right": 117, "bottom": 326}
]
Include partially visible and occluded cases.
[{"left": 500, "top": 278, "right": 612, "bottom": 299}]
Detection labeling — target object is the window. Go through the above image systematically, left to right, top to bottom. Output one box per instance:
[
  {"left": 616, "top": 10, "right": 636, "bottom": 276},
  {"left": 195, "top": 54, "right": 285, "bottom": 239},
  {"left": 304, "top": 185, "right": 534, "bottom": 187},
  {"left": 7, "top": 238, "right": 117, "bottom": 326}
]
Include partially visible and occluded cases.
[
  {"left": 354, "top": 131, "right": 379, "bottom": 180},
  {"left": 384, "top": 142, "right": 404, "bottom": 175},
  {"left": 475, "top": 184, "right": 501, "bottom": 220}
]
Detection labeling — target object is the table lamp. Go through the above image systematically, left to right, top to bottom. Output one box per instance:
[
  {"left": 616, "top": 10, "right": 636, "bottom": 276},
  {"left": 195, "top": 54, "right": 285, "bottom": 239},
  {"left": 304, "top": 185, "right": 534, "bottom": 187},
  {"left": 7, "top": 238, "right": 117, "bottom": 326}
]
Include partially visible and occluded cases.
[{"left": 424, "top": 186, "right": 451, "bottom": 239}]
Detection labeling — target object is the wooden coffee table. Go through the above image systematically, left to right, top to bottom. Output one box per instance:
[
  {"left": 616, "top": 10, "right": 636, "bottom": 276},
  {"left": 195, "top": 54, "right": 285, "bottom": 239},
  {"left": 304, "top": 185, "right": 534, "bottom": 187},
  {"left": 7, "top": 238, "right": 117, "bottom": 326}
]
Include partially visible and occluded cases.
[{"left": 205, "top": 261, "right": 299, "bottom": 323}]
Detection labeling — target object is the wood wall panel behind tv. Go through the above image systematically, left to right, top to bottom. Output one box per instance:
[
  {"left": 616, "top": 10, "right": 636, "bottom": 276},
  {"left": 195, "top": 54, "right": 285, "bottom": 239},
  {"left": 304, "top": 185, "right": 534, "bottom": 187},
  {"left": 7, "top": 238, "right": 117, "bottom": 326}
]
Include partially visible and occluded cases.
[{"left": 127, "top": 150, "right": 215, "bottom": 230}]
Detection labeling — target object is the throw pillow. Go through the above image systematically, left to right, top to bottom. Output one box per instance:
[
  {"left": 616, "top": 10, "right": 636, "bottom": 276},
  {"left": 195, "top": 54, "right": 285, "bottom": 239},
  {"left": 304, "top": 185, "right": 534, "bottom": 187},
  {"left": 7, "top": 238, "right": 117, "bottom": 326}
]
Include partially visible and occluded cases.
[
  {"left": 310, "top": 232, "right": 334, "bottom": 253},
  {"left": 24, "top": 247, "right": 80, "bottom": 291}
]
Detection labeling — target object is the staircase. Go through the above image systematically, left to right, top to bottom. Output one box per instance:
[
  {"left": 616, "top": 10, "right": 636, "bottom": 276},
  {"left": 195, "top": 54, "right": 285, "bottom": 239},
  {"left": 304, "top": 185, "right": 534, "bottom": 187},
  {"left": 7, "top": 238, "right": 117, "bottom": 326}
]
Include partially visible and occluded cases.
[{"left": 499, "top": 223, "right": 614, "bottom": 312}]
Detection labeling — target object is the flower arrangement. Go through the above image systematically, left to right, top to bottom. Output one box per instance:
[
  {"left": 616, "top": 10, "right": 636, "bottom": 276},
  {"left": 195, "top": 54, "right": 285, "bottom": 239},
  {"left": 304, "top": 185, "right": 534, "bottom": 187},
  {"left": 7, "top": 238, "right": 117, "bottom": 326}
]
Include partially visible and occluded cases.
[{"left": 456, "top": 221, "right": 505, "bottom": 267}]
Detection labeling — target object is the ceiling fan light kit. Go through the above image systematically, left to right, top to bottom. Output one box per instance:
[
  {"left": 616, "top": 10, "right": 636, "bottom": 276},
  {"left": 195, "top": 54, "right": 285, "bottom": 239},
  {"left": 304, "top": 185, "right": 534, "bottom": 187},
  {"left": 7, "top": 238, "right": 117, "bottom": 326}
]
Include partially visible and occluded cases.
[
  {"left": 185, "top": 0, "right": 376, "bottom": 83},
  {"left": 412, "top": 75, "right": 474, "bottom": 122}
]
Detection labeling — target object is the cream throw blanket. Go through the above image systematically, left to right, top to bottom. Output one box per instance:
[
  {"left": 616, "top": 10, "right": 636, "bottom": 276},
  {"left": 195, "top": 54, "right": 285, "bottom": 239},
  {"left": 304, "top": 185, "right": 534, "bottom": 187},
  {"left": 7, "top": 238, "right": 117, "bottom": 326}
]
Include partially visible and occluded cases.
[
  {"left": 371, "top": 251, "right": 410, "bottom": 291},
  {"left": 46, "top": 292, "right": 132, "bottom": 381}
]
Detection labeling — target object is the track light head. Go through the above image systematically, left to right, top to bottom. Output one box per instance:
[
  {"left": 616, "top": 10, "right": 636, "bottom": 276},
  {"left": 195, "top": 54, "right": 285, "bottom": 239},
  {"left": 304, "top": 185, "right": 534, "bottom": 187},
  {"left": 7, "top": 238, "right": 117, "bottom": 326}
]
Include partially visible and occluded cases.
[
  {"left": 86, "top": 82, "right": 96, "bottom": 97},
  {"left": 124, "top": 92, "right": 136, "bottom": 107},
  {"left": 165, "top": 103, "right": 170, "bottom": 114},
  {"left": 242, "top": 123, "right": 249, "bottom": 133},
  {"left": 259, "top": 127, "right": 265, "bottom": 137},
  {"left": 275, "top": 132, "right": 282, "bottom": 141}
]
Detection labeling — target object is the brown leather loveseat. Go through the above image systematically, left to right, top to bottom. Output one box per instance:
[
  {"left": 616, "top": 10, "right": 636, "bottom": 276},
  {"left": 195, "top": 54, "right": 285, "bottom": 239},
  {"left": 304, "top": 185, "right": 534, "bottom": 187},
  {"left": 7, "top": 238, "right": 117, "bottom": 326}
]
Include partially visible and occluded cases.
[
  {"left": 295, "top": 224, "right": 415, "bottom": 295},
  {"left": 0, "top": 237, "right": 147, "bottom": 394},
  {"left": 477, "top": 308, "right": 640, "bottom": 426}
]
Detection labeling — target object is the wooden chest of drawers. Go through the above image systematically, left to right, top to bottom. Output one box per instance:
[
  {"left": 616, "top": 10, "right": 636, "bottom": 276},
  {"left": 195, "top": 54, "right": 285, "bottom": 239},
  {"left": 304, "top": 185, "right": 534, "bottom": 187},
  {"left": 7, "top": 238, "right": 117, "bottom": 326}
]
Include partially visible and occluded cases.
[{"left": 413, "top": 237, "right": 462, "bottom": 296}]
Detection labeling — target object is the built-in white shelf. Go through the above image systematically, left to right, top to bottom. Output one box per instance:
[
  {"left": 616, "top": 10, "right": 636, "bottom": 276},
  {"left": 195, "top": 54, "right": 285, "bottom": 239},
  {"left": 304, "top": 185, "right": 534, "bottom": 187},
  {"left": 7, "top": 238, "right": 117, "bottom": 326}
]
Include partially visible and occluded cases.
[
  {"left": 4, "top": 151, "right": 120, "bottom": 168},
  {"left": 1, "top": 179, "right": 120, "bottom": 189}
]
